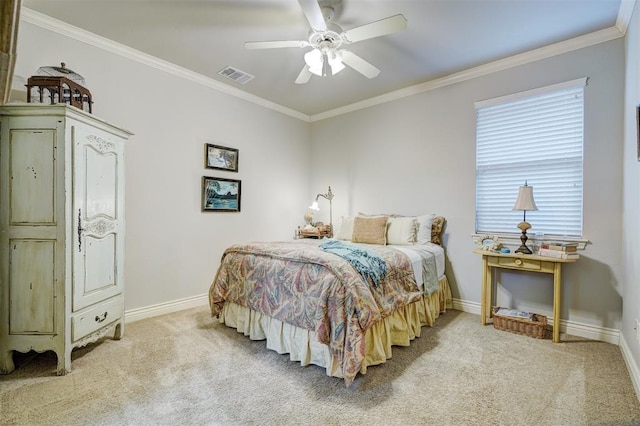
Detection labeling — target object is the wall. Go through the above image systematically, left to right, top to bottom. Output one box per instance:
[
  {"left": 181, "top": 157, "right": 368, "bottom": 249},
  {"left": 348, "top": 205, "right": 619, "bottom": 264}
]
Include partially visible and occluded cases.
[
  {"left": 622, "top": 1, "right": 640, "bottom": 393},
  {"left": 8, "top": 12, "right": 629, "bottom": 340},
  {"left": 10, "top": 21, "right": 311, "bottom": 311},
  {"left": 310, "top": 39, "right": 625, "bottom": 334}
]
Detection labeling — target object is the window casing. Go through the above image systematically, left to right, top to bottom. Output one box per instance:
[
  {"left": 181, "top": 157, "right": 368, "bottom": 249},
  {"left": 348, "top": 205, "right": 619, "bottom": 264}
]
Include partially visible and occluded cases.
[{"left": 475, "top": 78, "right": 586, "bottom": 238}]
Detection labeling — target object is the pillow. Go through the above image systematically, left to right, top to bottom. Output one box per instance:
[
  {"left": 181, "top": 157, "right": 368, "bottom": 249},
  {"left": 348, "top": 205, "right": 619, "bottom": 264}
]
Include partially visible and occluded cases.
[
  {"left": 416, "top": 214, "right": 436, "bottom": 244},
  {"left": 336, "top": 216, "right": 355, "bottom": 241},
  {"left": 352, "top": 216, "right": 388, "bottom": 245},
  {"left": 386, "top": 216, "right": 418, "bottom": 245},
  {"left": 430, "top": 216, "right": 445, "bottom": 246}
]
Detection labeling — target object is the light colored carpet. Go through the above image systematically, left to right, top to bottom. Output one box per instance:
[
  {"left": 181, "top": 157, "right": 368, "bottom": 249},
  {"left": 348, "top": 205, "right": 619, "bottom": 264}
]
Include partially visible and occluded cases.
[{"left": 1, "top": 307, "right": 639, "bottom": 426}]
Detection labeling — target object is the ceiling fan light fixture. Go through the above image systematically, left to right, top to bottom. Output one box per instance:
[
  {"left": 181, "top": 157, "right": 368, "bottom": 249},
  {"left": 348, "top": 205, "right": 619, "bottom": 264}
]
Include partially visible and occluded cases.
[
  {"left": 304, "top": 49, "right": 324, "bottom": 76},
  {"left": 327, "top": 49, "right": 345, "bottom": 75}
]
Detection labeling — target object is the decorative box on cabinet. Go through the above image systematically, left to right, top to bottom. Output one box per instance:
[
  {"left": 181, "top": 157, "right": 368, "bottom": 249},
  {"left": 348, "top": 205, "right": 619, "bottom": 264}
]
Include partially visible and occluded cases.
[{"left": 0, "top": 104, "right": 132, "bottom": 375}]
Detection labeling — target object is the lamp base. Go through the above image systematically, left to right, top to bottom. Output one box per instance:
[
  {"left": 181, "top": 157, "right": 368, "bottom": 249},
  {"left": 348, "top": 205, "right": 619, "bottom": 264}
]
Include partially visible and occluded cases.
[{"left": 515, "top": 221, "right": 532, "bottom": 254}]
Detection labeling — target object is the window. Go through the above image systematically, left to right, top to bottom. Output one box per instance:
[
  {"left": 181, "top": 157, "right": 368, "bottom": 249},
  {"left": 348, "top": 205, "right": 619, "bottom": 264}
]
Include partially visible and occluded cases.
[{"left": 475, "top": 78, "right": 586, "bottom": 238}]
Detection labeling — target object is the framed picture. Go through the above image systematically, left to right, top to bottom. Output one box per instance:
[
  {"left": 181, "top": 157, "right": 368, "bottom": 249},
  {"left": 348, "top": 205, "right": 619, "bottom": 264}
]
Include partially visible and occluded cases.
[
  {"left": 205, "top": 143, "right": 239, "bottom": 172},
  {"left": 202, "top": 176, "right": 241, "bottom": 212},
  {"left": 475, "top": 234, "right": 501, "bottom": 251}
]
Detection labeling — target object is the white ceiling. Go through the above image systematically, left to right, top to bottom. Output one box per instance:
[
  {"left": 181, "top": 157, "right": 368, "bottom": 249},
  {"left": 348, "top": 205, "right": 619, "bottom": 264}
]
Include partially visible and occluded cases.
[{"left": 22, "top": 0, "right": 625, "bottom": 117}]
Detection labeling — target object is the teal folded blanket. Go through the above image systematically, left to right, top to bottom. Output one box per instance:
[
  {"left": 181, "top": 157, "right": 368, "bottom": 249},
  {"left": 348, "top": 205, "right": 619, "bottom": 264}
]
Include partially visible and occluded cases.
[{"left": 320, "top": 239, "right": 388, "bottom": 287}]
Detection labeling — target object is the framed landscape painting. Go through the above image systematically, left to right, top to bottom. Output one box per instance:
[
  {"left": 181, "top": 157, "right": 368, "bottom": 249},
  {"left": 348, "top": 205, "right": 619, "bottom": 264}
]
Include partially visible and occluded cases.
[
  {"left": 205, "top": 143, "right": 239, "bottom": 172},
  {"left": 202, "top": 176, "right": 241, "bottom": 212}
]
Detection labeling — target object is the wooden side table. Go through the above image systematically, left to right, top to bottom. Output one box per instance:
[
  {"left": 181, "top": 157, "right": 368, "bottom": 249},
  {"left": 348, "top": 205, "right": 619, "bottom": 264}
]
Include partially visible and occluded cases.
[
  {"left": 296, "top": 223, "right": 332, "bottom": 239},
  {"left": 473, "top": 248, "right": 578, "bottom": 343}
]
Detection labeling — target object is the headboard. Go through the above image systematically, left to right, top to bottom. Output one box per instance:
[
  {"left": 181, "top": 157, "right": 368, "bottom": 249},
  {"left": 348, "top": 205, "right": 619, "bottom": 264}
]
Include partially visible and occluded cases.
[{"left": 431, "top": 216, "right": 446, "bottom": 246}]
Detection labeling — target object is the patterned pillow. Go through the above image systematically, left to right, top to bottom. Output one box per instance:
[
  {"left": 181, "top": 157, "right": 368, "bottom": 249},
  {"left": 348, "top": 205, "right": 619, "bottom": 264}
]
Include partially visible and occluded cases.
[
  {"left": 352, "top": 216, "right": 388, "bottom": 245},
  {"left": 430, "top": 216, "right": 446, "bottom": 246}
]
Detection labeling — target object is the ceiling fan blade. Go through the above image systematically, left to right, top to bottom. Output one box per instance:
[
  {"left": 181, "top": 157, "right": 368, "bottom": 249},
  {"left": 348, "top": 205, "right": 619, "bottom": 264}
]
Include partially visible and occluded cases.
[
  {"left": 297, "top": 0, "right": 327, "bottom": 31},
  {"left": 343, "top": 14, "right": 407, "bottom": 43},
  {"left": 244, "top": 40, "right": 309, "bottom": 50},
  {"left": 340, "top": 50, "right": 381, "bottom": 79},
  {"left": 295, "top": 65, "right": 313, "bottom": 84}
]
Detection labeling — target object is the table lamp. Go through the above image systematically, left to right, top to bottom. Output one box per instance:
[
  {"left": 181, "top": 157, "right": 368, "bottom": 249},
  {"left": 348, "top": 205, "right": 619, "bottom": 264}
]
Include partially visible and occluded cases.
[{"left": 513, "top": 181, "right": 538, "bottom": 254}]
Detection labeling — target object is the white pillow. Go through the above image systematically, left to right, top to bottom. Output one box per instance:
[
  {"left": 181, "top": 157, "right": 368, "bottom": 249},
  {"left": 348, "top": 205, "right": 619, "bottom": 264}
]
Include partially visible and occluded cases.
[
  {"left": 416, "top": 214, "right": 436, "bottom": 244},
  {"left": 336, "top": 216, "right": 355, "bottom": 241},
  {"left": 386, "top": 216, "right": 417, "bottom": 245}
]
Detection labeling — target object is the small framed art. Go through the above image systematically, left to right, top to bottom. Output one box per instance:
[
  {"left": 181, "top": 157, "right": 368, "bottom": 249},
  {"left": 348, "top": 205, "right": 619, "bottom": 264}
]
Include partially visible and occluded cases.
[
  {"left": 205, "top": 143, "right": 239, "bottom": 172},
  {"left": 202, "top": 176, "right": 241, "bottom": 212},
  {"left": 475, "top": 234, "right": 501, "bottom": 251}
]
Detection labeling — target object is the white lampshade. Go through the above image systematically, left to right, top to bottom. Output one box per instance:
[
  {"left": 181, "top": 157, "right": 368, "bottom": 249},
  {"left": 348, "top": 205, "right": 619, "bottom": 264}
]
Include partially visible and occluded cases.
[
  {"left": 304, "top": 48, "right": 345, "bottom": 77},
  {"left": 304, "top": 49, "right": 324, "bottom": 76},
  {"left": 327, "top": 49, "right": 345, "bottom": 75},
  {"left": 513, "top": 184, "right": 538, "bottom": 211},
  {"left": 309, "top": 201, "right": 320, "bottom": 211}
]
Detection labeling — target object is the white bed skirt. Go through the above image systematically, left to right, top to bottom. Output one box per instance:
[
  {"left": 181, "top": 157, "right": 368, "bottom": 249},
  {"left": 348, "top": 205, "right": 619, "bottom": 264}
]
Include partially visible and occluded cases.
[{"left": 219, "top": 276, "right": 453, "bottom": 379}]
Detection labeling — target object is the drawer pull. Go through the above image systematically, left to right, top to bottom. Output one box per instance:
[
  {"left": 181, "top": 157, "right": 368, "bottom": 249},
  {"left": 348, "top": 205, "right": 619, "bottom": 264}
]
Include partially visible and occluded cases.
[
  {"left": 514, "top": 259, "right": 523, "bottom": 266},
  {"left": 95, "top": 312, "right": 108, "bottom": 323}
]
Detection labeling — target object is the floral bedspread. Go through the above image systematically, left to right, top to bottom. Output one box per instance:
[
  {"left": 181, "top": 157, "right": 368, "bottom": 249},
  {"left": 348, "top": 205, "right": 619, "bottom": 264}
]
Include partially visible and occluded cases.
[{"left": 208, "top": 240, "right": 421, "bottom": 386}]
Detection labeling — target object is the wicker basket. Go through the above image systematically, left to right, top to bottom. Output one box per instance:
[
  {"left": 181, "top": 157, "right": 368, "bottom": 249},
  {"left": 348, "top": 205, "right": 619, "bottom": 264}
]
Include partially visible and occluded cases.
[{"left": 492, "top": 307, "right": 548, "bottom": 339}]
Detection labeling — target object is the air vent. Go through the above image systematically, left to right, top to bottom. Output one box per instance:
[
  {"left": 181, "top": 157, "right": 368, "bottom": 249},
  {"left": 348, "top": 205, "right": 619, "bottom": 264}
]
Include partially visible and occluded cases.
[{"left": 218, "top": 66, "right": 255, "bottom": 85}]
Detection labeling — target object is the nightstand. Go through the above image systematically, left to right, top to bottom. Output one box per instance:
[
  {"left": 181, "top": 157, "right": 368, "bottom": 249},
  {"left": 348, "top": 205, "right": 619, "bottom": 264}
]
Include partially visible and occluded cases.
[
  {"left": 296, "top": 223, "right": 332, "bottom": 239},
  {"left": 473, "top": 248, "right": 578, "bottom": 343}
]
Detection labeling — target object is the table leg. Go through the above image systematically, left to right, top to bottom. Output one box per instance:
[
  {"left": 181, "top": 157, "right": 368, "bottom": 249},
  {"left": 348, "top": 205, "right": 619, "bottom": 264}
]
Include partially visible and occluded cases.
[
  {"left": 481, "top": 255, "right": 492, "bottom": 325},
  {"left": 553, "top": 263, "right": 562, "bottom": 343}
]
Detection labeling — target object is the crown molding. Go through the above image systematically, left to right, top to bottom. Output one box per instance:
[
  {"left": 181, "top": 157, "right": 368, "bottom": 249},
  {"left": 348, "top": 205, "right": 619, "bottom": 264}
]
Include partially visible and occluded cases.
[
  {"left": 616, "top": 0, "right": 637, "bottom": 35},
  {"left": 21, "top": 7, "right": 626, "bottom": 124},
  {"left": 20, "top": 8, "right": 311, "bottom": 122},
  {"left": 309, "top": 26, "right": 624, "bottom": 122}
]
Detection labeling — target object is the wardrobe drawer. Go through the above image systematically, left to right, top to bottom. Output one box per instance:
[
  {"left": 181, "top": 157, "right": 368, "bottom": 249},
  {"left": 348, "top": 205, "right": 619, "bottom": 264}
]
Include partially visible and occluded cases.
[{"left": 71, "top": 296, "right": 123, "bottom": 342}]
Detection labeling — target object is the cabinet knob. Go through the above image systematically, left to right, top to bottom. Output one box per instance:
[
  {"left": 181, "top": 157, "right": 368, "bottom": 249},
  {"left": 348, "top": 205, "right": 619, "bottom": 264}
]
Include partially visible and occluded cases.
[{"left": 514, "top": 259, "right": 523, "bottom": 266}]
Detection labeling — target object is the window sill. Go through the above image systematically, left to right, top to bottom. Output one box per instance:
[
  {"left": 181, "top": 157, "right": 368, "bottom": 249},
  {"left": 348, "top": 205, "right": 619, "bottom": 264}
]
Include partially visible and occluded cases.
[{"left": 472, "top": 233, "right": 589, "bottom": 250}]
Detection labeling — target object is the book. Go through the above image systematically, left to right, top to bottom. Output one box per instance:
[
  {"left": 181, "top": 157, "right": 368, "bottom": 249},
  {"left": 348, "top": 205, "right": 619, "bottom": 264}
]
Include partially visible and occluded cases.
[
  {"left": 540, "top": 241, "right": 578, "bottom": 252},
  {"left": 540, "top": 243, "right": 578, "bottom": 253},
  {"left": 538, "top": 248, "right": 579, "bottom": 259}
]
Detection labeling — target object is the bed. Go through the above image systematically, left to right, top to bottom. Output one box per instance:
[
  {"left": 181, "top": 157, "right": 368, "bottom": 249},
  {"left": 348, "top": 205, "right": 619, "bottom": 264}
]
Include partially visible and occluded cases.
[{"left": 209, "top": 215, "right": 451, "bottom": 386}]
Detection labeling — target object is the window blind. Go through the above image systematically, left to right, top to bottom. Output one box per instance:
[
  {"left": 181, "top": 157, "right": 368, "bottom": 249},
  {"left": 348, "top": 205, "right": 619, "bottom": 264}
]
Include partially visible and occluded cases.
[{"left": 475, "top": 79, "right": 585, "bottom": 237}]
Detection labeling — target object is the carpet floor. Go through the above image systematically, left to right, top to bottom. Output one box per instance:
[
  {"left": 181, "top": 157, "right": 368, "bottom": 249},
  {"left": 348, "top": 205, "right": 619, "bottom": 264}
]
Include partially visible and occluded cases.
[{"left": 1, "top": 307, "right": 639, "bottom": 425}]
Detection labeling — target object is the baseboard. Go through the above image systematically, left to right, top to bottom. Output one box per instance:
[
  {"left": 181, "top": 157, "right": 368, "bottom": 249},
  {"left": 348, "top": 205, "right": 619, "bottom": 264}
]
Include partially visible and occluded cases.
[
  {"left": 124, "top": 293, "right": 209, "bottom": 324},
  {"left": 125, "top": 294, "right": 620, "bottom": 345},
  {"left": 452, "top": 298, "right": 620, "bottom": 345},
  {"left": 620, "top": 334, "right": 640, "bottom": 404}
]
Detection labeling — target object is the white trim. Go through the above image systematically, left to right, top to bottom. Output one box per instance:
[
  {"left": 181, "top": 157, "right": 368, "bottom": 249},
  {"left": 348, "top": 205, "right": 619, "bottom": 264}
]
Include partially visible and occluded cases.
[
  {"left": 616, "top": 0, "right": 638, "bottom": 35},
  {"left": 21, "top": 7, "right": 624, "bottom": 123},
  {"left": 20, "top": 8, "right": 310, "bottom": 123},
  {"left": 310, "top": 27, "right": 622, "bottom": 122},
  {"left": 474, "top": 77, "right": 588, "bottom": 109},
  {"left": 124, "top": 293, "right": 209, "bottom": 324},
  {"left": 452, "top": 298, "right": 481, "bottom": 316},
  {"left": 453, "top": 298, "right": 620, "bottom": 345},
  {"left": 620, "top": 333, "right": 640, "bottom": 404}
]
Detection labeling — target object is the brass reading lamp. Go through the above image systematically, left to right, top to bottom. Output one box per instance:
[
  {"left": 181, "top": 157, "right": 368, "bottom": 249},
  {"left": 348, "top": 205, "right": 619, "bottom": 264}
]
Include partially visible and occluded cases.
[
  {"left": 513, "top": 181, "right": 538, "bottom": 254},
  {"left": 309, "top": 186, "right": 334, "bottom": 237}
]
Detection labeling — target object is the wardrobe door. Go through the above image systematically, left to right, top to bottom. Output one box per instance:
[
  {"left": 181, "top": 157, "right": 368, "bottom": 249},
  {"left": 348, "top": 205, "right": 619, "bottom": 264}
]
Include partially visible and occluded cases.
[{"left": 72, "top": 124, "right": 125, "bottom": 312}]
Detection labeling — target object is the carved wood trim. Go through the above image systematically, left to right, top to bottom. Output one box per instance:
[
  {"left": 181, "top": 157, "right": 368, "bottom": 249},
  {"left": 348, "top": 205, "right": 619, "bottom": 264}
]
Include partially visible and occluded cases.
[{"left": 0, "top": 0, "right": 21, "bottom": 104}]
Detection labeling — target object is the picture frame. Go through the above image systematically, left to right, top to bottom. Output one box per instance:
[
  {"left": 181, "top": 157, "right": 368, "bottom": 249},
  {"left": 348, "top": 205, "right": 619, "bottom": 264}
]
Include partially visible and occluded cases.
[
  {"left": 205, "top": 143, "right": 239, "bottom": 172},
  {"left": 202, "top": 176, "right": 241, "bottom": 212},
  {"left": 476, "top": 234, "right": 501, "bottom": 251}
]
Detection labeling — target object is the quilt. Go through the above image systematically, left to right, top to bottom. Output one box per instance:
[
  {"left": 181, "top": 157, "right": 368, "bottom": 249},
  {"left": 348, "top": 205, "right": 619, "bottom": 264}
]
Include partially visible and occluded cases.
[{"left": 209, "top": 240, "right": 422, "bottom": 385}]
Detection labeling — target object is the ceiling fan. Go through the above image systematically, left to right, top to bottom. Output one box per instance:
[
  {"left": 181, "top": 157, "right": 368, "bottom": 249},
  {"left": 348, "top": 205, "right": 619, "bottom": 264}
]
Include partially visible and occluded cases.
[{"left": 243, "top": 0, "right": 407, "bottom": 84}]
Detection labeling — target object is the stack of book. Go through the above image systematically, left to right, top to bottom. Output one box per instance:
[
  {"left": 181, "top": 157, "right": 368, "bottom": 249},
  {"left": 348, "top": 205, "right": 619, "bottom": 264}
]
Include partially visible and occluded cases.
[{"left": 538, "top": 241, "right": 579, "bottom": 259}]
